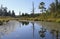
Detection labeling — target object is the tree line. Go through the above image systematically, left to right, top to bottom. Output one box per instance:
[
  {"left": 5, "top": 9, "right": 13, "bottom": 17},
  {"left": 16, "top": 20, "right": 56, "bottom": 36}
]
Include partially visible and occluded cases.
[{"left": 0, "top": 5, "right": 15, "bottom": 17}]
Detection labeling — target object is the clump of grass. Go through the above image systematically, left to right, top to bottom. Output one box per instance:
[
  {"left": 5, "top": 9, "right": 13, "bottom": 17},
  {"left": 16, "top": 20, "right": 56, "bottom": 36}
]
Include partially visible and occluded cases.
[
  {"left": 56, "top": 19, "right": 60, "bottom": 23},
  {"left": 0, "top": 21, "right": 3, "bottom": 25}
]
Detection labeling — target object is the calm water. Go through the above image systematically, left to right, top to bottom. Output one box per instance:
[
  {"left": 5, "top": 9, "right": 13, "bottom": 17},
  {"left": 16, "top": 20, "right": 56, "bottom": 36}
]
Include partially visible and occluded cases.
[{"left": 0, "top": 20, "right": 60, "bottom": 39}]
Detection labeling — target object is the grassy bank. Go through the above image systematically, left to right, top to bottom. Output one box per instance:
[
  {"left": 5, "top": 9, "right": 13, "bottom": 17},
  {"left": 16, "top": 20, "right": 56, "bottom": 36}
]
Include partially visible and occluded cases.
[
  {"left": 0, "top": 16, "right": 60, "bottom": 24},
  {"left": 0, "top": 16, "right": 14, "bottom": 25},
  {"left": 17, "top": 17, "right": 60, "bottom": 23}
]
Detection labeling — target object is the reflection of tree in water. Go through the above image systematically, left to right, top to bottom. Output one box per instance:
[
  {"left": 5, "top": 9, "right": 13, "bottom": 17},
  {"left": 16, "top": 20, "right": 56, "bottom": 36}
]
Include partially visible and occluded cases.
[
  {"left": 0, "top": 21, "right": 17, "bottom": 39},
  {"left": 21, "top": 21, "right": 29, "bottom": 25},
  {"left": 38, "top": 21, "right": 60, "bottom": 39},
  {"left": 31, "top": 22, "right": 35, "bottom": 38},
  {"left": 39, "top": 26, "right": 46, "bottom": 39},
  {"left": 39, "top": 27, "right": 60, "bottom": 39},
  {"left": 50, "top": 29, "right": 60, "bottom": 39},
  {"left": 50, "top": 30, "right": 55, "bottom": 39},
  {"left": 56, "top": 30, "right": 59, "bottom": 39},
  {"left": 0, "top": 32, "right": 5, "bottom": 39}
]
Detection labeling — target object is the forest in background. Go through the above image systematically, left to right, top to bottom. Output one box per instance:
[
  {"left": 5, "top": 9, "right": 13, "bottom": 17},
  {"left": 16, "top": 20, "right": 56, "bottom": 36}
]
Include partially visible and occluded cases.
[{"left": 0, "top": 0, "right": 60, "bottom": 23}]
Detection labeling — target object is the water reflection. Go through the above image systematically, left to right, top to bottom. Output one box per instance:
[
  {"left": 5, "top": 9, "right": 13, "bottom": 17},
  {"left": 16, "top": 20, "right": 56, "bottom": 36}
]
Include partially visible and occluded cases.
[
  {"left": 0, "top": 21, "right": 60, "bottom": 39},
  {"left": 0, "top": 21, "right": 17, "bottom": 38},
  {"left": 21, "top": 21, "right": 29, "bottom": 25},
  {"left": 37, "top": 21, "right": 60, "bottom": 39},
  {"left": 31, "top": 22, "right": 35, "bottom": 38},
  {"left": 39, "top": 26, "right": 46, "bottom": 38},
  {"left": 50, "top": 29, "right": 59, "bottom": 39},
  {"left": 50, "top": 29, "right": 56, "bottom": 39},
  {"left": 56, "top": 30, "right": 59, "bottom": 39}
]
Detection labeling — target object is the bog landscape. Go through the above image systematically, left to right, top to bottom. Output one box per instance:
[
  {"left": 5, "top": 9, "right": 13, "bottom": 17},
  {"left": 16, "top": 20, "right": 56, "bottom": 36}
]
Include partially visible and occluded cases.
[{"left": 0, "top": 0, "right": 60, "bottom": 39}]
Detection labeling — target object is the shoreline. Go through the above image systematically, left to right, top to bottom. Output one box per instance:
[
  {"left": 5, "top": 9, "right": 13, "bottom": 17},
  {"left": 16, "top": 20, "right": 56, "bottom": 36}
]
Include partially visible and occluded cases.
[{"left": 0, "top": 17, "right": 60, "bottom": 25}]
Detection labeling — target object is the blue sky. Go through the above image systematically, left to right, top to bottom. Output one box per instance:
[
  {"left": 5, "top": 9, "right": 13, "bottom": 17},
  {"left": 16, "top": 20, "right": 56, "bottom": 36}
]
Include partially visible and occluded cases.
[{"left": 0, "top": 0, "right": 55, "bottom": 15}]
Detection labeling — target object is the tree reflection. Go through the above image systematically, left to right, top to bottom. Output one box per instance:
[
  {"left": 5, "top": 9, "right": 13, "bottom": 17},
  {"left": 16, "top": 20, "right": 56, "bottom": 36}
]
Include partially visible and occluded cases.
[
  {"left": 21, "top": 21, "right": 29, "bottom": 25},
  {"left": 31, "top": 22, "right": 35, "bottom": 38},
  {"left": 39, "top": 26, "right": 46, "bottom": 38},
  {"left": 50, "top": 29, "right": 59, "bottom": 39},
  {"left": 50, "top": 29, "right": 56, "bottom": 39},
  {"left": 56, "top": 30, "right": 59, "bottom": 39},
  {"left": 0, "top": 32, "right": 5, "bottom": 39}
]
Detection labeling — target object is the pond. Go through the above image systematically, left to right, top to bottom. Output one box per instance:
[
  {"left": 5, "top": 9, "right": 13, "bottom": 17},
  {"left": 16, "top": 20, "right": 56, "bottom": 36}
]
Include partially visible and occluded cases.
[{"left": 0, "top": 20, "right": 60, "bottom": 39}]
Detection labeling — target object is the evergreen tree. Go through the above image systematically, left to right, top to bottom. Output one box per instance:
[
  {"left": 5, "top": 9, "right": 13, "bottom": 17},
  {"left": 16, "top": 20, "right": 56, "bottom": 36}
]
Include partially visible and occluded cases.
[
  {"left": 39, "top": 2, "right": 46, "bottom": 13},
  {"left": 8, "top": 10, "right": 11, "bottom": 16},
  {"left": 12, "top": 10, "right": 15, "bottom": 17}
]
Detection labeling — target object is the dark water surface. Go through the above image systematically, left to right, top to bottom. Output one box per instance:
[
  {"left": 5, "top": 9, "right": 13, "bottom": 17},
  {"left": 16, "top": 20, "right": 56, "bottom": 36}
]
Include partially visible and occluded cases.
[{"left": 0, "top": 21, "right": 60, "bottom": 39}]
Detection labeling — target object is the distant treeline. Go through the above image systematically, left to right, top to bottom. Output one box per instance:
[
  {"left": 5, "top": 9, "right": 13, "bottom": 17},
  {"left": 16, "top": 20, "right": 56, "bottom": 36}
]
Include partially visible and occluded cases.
[
  {"left": 0, "top": 5, "right": 15, "bottom": 17},
  {"left": 19, "top": 13, "right": 40, "bottom": 17}
]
